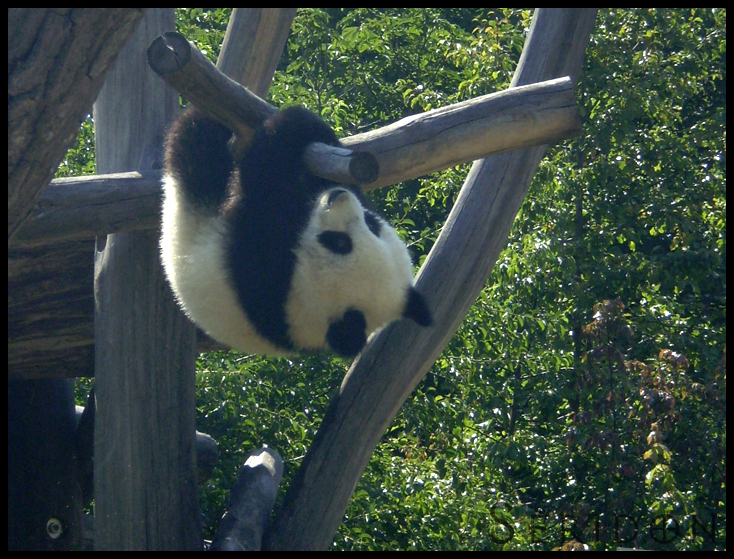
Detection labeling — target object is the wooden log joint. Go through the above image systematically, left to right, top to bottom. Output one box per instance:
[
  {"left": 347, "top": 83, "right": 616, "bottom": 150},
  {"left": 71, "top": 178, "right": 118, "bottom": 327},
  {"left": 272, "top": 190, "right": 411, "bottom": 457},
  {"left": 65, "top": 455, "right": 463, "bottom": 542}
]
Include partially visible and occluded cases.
[
  {"left": 11, "top": 32, "right": 581, "bottom": 248},
  {"left": 147, "top": 32, "right": 379, "bottom": 185}
]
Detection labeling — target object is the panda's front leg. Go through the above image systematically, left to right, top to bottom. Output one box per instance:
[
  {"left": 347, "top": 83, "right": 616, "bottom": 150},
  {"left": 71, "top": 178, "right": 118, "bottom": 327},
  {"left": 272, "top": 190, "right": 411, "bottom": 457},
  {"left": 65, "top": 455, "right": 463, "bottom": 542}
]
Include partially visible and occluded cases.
[{"left": 326, "top": 309, "right": 368, "bottom": 358}]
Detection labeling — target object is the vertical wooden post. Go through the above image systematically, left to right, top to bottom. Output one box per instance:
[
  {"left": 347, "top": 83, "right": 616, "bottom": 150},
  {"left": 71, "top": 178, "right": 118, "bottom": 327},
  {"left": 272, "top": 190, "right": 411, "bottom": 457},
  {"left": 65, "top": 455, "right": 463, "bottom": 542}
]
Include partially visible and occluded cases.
[
  {"left": 217, "top": 8, "right": 297, "bottom": 96},
  {"left": 93, "top": 9, "right": 200, "bottom": 550}
]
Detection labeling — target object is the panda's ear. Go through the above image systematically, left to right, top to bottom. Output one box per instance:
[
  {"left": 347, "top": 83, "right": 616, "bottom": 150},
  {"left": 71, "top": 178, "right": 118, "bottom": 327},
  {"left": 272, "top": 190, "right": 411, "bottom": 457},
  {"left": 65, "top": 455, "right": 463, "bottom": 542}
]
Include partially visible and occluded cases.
[{"left": 403, "top": 287, "right": 433, "bottom": 327}]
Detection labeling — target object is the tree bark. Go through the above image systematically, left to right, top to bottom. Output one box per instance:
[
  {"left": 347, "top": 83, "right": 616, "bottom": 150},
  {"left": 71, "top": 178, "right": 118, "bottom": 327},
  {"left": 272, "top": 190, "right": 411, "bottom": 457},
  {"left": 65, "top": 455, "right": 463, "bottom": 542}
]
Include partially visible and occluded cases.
[
  {"left": 8, "top": 8, "right": 145, "bottom": 242},
  {"left": 217, "top": 8, "right": 298, "bottom": 97},
  {"left": 92, "top": 9, "right": 201, "bottom": 550},
  {"left": 147, "top": 32, "right": 579, "bottom": 188},
  {"left": 11, "top": 77, "right": 578, "bottom": 248}
]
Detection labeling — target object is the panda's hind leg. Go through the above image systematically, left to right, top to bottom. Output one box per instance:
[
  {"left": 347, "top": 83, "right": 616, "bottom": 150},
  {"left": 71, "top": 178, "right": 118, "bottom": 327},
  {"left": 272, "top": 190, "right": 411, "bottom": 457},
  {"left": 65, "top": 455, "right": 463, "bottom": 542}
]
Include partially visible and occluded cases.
[{"left": 326, "top": 309, "right": 368, "bottom": 358}]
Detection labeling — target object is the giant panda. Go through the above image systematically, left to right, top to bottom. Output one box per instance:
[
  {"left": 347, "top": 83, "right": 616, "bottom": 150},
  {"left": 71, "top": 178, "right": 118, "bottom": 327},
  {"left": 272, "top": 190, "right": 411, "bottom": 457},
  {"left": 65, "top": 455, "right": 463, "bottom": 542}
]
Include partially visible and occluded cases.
[{"left": 160, "top": 106, "right": 432, "bottom": 358}]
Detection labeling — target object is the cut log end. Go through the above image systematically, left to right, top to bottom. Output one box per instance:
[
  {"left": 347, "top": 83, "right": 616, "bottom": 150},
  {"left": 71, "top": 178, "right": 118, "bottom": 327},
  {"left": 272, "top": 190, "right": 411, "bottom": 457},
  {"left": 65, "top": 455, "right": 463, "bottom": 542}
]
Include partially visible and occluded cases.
[
  {"left": 146, "top": 32, "right": 192, "bottom": 75},
  {"left": 348, "top": 151, "right": 380, "bottom": 185}
]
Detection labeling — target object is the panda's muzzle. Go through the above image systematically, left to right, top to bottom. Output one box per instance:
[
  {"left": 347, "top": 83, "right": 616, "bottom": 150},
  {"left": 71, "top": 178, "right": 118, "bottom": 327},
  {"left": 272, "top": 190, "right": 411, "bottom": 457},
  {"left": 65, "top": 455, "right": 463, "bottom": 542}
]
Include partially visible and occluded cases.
[{"left": 326, "top": 188, "right": 349, "bottom": 205}]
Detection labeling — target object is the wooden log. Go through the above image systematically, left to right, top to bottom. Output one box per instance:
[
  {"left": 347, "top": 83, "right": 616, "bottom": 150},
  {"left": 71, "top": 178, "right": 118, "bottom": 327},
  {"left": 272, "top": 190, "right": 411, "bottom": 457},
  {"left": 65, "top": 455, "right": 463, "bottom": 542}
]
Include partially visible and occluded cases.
[
  {"left": 8, "top": 8, "right": 146, "bottom": 242},
  {"left": 217, "top": 8, "right": 298, "bottom": 97},
  {"left": 263, "top": 8, "right": 598, "bottom": 551},
  {"left": 92, "top": 9, "right": 201, "bottom": 550},
  {"left": 147, "top": 31, "right": 378, "bottom": 186},
  {"left": 147, "top": 31, "right": 277, "bottom": 131},
  {"left": 11, "top": 76, "right": 578, "bottom": 248},
  {"left": 347, "top": 76, "right": 580, "bottom": 191},
  {"left": 12, "top": 171, "right": 162, "bottom": 247},
  {"left": 8, "top": 240, "right": 96, "bottom": 380},
  {"left": 210, "top": 448, "right": 284, "bottom": 551}
]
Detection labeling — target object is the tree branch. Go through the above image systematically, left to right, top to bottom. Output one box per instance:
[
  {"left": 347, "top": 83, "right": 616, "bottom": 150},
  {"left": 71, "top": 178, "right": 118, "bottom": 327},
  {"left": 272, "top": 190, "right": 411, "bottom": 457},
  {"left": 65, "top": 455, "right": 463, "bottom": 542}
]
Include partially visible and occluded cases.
[
  {"left": 8, "top": 8, "right": 146, "bottom": 242},
  {"left": 147, "top": 32, "right": 378, "bottom": 185},
  {"left": 147, "top": 32, "right": 580, "bottom": 188},
  {"left": 12, "top": 76, "right": 578, "bottom": 247},
  {"left": 347, "top": 76, "right": 580, "bottom": 191},
  {"left": 12, "top": 171, "right": 162, "bottom": 247},
  {"left": 210, "top": 448, "right": 284, "bottom": 551}
]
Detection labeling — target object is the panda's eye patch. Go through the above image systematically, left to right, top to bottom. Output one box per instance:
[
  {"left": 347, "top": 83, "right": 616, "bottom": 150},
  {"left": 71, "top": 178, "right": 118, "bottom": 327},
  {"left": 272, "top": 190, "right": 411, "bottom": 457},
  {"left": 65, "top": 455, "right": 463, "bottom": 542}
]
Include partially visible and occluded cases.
[
  {"left": 364, "top": 211, "right": 382, "bottom": 237},
  {"left": 318, "top": 231, "right": 353, "bottom": 254}
]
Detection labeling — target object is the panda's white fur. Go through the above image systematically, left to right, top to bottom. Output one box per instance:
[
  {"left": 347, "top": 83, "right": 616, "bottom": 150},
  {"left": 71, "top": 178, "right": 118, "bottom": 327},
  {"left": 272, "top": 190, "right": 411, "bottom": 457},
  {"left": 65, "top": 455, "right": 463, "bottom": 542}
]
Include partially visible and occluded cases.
[
  {"left": 160, "top": 106, "right": 431, "bottom": 357},
  {"left": 161, "top": 176, "right": 279, "bottom": 355}
]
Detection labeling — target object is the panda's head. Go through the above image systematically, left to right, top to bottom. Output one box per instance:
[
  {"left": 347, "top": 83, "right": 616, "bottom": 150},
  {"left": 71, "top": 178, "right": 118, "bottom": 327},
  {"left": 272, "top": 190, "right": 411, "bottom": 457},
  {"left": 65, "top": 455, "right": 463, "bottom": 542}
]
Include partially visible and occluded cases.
[{"left": 285, "top": 185, "right": 432, "bottom": 357}]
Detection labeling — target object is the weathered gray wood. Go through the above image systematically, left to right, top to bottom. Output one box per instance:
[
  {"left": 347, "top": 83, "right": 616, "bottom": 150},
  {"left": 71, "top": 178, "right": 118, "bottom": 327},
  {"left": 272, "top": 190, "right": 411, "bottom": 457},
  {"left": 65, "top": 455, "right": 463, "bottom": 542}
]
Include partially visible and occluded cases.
[
  {"left": 8, "top": 8, "right": 146, "bottom": 242},
  {"left": 217, "top": 8, "right": 297, "bottom": 97},
  {"left": 264, "top": 8, "right": 598, "bottom": 550},
  {"left": 93, "top": 9, "right": 201, "bottom": 551},
  {"left": 147, "top": 31, "right": 277, "bottom": 133},
  {"left": 148, "top": 31, "right": 378, "bottom": 185},
  {"left": 148, "top": 32, "right": 580, "bottom": 188},
  {"left": 11, "top": 76, "right": 578, "bottom": 249},
  {"left": 345, "top": 76, "right": 580, "bottom": 191},
  {"left": 11, "top": 171, "right": 162, "bottom": 247},
  {"left": 210, "top": 448, "right": 284, "bottom": 551}
]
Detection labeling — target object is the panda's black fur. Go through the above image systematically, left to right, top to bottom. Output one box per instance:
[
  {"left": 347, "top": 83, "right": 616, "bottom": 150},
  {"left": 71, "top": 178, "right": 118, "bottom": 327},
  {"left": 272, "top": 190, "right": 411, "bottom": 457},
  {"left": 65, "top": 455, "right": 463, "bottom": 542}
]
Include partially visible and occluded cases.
[{"left": 161, "top": 106, "right": 432, "bottom": 357}]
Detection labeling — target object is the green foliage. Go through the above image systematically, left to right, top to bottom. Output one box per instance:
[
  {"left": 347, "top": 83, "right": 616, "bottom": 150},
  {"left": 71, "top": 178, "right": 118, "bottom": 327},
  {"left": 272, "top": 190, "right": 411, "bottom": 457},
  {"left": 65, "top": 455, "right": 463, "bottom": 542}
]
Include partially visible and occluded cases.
[
  {"left": 67, "top": 8, "right": 724, "bottom": 550},
  {"left": 175, "top": 8, "right": 231, "bottom": 63},
  {"left": 55, "top": 116, "right": 96, "bottom": 177},
  {"left": 195, "top": 351, "right": 348, "bottom": 536}
]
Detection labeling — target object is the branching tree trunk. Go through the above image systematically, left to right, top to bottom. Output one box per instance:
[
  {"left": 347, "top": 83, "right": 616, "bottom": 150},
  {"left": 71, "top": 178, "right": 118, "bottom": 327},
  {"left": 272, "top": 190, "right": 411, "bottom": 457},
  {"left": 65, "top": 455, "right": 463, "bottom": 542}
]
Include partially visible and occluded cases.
[{"left": 8, "top": 8, "right": 145, "bottom": 241}]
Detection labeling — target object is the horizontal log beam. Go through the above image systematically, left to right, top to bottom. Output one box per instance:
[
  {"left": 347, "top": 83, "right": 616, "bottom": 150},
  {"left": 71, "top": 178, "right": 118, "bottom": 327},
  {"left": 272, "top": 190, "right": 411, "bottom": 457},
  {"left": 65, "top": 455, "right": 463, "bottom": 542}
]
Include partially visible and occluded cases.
[
  {"left": 347, "top": 76, "right": 580, "bottom": 191},
  {"left": 12, "top": 78, "right": 578, "bottom": 247},
  {"left": 12, "top": 171, "right": 162, "bottom": 247}
]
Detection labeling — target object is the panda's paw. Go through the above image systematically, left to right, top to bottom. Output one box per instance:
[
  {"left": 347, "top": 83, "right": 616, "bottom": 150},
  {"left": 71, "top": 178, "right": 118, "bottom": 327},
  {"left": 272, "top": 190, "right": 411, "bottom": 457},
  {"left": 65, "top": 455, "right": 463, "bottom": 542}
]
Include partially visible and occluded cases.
[
  {"left": 403, "top": 287, "right": 433, "bottom": 327},
  {"left": 326, "top": 309, "right": 367, "bottom": 358}
]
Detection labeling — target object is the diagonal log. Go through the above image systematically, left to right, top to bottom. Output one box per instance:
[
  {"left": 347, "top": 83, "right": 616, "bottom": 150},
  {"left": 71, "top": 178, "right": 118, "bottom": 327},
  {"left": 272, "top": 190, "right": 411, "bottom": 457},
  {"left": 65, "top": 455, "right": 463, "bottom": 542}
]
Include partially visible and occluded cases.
[
  {"left": 8, "top": 9, "right": 147, "bottom": 243},
  {"left": 263, "top": 9, "right": 598, "bottom": 550},
  {"left": 147, "top": 31, "right": 378, "bottom": 185}
]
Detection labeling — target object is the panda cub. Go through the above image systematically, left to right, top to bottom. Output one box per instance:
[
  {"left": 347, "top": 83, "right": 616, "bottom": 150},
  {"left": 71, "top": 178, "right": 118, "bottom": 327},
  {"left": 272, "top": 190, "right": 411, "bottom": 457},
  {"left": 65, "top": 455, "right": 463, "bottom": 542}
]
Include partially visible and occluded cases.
[{"left": 160, "top": 106, "right": 432, "bottom": 358}]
